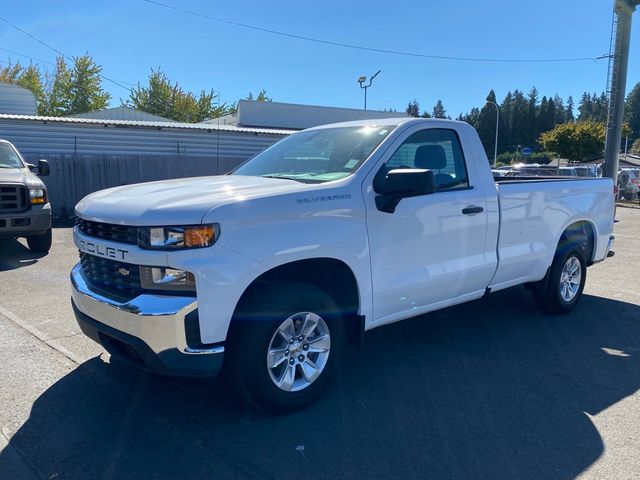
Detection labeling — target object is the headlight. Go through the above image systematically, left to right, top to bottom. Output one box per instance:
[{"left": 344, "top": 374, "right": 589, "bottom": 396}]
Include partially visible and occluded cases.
[
  {"left": 29, "top": 188, "right": 47, "bottom": 205},
  {"left": 138, "top": 224, "right": 220, "bottom": 250},
  {"left": 140, "top": 266, "right": 196, "bottom": 292}
]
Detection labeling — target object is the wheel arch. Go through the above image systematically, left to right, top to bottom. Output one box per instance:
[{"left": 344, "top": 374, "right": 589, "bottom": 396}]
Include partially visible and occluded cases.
[
  {"left": 557, "top": 219, "right": 596, "bottom": 265},
  {"left": 232, "top": 257, "right": 363, "bottom": 346}
]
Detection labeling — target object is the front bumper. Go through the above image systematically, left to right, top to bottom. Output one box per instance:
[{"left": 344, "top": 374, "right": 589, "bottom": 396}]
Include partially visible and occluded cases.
[
  {"left": 0, "top": 203, "right": 51, "bottom": 238},
  {"left": 70, "top": 263, "right": 224, "bottom": 377}
]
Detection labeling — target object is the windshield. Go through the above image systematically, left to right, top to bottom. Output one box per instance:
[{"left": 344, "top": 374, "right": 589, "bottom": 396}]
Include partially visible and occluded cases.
[
  {"left": 232, "top": 125, "right": 393, "bottom": 183},
  {"left": 0, "top": 143, "right": 25, "bottom": 169}
]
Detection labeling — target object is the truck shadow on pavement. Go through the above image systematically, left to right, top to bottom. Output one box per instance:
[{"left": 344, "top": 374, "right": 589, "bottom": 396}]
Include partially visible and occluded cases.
[
  {"left": 0, "top": 240, "right": 46, "bottom": 272},
  {"left": 1, "top": 288, "right": 639, "bottom": 480}
]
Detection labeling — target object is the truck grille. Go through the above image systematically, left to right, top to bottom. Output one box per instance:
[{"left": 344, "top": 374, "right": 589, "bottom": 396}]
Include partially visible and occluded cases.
[
  {"left": 0, "top": 184, "right": 27, "bottom": 213},
  {"left": 75, "top": 218, "right": 138, "bottom": 245},
  {"left": 79, "top": 252, "right": 142, "bottom": 298}
]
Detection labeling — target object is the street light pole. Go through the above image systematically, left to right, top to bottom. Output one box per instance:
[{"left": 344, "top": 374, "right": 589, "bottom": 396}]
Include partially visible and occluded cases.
[
  {"left": 358, "top": 70, "right": 381, "bottom": 110},
  {"left": 486, "top": 100, "right": 500, "bottom": 168}
]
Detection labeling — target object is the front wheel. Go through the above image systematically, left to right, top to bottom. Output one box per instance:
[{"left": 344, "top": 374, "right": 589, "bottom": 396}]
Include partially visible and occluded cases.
[
  {"left": 26, "top": 228, "right": 52, "bottom": 253},
  {"left": 533, "top": 246, "right": 586, "bottom": 314},
  {"left": 224, "top": 283, "right": 345, "bottom": 413}
]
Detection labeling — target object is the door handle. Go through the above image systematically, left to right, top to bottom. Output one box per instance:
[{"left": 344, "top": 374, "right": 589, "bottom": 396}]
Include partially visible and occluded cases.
[{"left": 462, "top": 205, "right": 484, "bottom": 215}]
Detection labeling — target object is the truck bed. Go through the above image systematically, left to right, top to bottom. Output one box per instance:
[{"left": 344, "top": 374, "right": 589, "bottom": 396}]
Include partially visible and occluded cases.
[{"left": 488, "top": 176, "right": 614, "bottom": 292}]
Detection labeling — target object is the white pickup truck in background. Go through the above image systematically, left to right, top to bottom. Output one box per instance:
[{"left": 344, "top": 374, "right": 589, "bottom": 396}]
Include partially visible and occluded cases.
[{"left": 70, "top": 118, "right": 615, "bottom": 412}]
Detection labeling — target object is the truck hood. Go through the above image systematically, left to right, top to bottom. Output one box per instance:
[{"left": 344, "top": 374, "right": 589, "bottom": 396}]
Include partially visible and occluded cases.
[
  {"left": 0, "top": 167, "right": 44, "bottom": 188},
  {"left": 75, "top": 175, "right": 315, "bottom": 225}
]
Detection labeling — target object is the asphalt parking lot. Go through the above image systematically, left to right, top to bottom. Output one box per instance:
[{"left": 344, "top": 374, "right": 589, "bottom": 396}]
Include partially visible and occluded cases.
[{"left": 1, "top": 208, "right": 639, "bottom": 480}]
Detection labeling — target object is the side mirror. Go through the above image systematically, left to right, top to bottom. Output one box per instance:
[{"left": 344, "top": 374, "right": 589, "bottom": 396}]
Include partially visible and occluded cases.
[
  {"left": 37, "top": 159, "right": 50, "bottom": 176},
  {"left": 373, "top": 168, "right": 436, "bottom": 213}
]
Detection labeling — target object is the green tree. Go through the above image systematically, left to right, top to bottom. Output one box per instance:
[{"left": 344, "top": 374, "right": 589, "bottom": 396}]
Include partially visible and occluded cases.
[
  {"left": 67, "top": 54, "right": 110, "bottom": 115},
  {"left": 45, "top": 56, "right": 72, "bottom": 116},
  {"left": 0, "top": 61, "right": 23, "bottom": 83},
  {"left": 16, "top": 64, "right": 45, "bottom": 113},
  {"left": 126, "top": 68, "right": 229, "bottom": 122},
  {"left": 624, "top": 82, "right": 640, "bottom": 142},
  {"left": 527, "top": 86, "right": 539, "bottom": 145},
  {"left": 246, "top": 89, "right": 272, "bottom": 102},
  {"left": 476, "top": 90, "right": 501, "bottom": 158},
  {"left": 510, "top": 90, "right": 530, "bottom": 148},
  {"left": 499, "top": 91, "right": 514, "bottom": 151},
  {"left": 553, "top": 95, "right": 565, "bottom": 125},
  {"left": 535, "top": 96, "right": 556, "bottom": 138},
  {"left": 566, "top": 96, "right": 575, "bottom": 122},
  {"left": 406, "top": 99, "right": 420, "bottom": 117},
  {"left": 432, "top": 99, "right": 447, "bottom": 118},
  {"left": 539, "top": 121, "right": 605, "bottom": 161},
  {"left": 630, "top": 138, "right": 640, "bottom": 155}
]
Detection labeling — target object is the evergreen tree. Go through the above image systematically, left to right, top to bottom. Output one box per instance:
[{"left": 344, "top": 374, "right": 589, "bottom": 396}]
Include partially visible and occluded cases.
[
  {"left": 67, "top": 54, "right": 111, "bottom": 115},
  {"left": 45, "top": 56, "right": 72, "bottom": 116},
  {"left": 0, "top": 61, "right": 23, "bottom": 83},
  {"left": 16, "top": 64, "right": 45, "bottom": 115},
  {"left": 127, "top": 68, "right": 230, "bottom": 122},
  {"left": 624, "top": 82, "right": 640, "bottom": 142},
  {"left": 527, "top": 87, "right": 539, "bottom": 146},
  {"left": 246, "top": 89, "right": 272, "bottom": 102},
  {"left": 476, "top": 90, "right": 501, "bottom": 158},
  {"left": 511, "top": 90, "right": 530, "bottom": 148},
  {"left": 499, "top": 91, "right": 514, "bottom": 152},
  {"left": 578, "top": 92, "right": 592, "bottom": 121},
  {"left": 553, "top": 94, "right": 565, "bottom": 124},
  {"left": 536, "top": 96, "right": 556, "bottom": 137},
  {"left": 566, "top": 96, "right": 575, "bottom": 122},
  {"left": 406, "top": 99, "right": 420, "bottom": 117},
  {"left": 432, "top": 99, "right": 447, "bottom": 118},
  {"left": 420, "top": 110, "right": 431, "bottom": 118}
]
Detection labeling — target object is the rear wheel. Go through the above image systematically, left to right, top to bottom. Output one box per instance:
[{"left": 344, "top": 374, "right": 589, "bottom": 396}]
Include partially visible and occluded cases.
[
  {"left": 26, "top": 228, "right": 52, "bottom": 253},
  {"left": 533, "top": 245, "right": 586, "bottom": 314},
  {"left": 224, "top": 282, "right": 345, "bottom": 413}
]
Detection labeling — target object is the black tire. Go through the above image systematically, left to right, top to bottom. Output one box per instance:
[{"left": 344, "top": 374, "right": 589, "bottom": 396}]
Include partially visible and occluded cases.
[
  {"left": 26, "top": 228, "right": 52, "bottom": 253},
  {"left": 533, "top": 245, "right": 586, "bottom": 314},
  {"left": 224, "top": 282, "right": 346, "bottom": 413}
]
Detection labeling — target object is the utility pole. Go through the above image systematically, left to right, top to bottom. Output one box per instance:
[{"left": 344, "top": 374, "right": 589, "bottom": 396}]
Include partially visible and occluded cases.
[
  {"left": 603, "top": 0, "right": 639, "bottom": 179},
  {"left": 358, "top": 70, "right": 381, "bottom": 110}
]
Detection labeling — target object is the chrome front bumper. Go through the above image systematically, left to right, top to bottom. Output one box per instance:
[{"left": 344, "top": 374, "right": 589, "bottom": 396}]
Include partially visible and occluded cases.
[{"left": 70, "top": 263, "right": 224, "bottom": 376}]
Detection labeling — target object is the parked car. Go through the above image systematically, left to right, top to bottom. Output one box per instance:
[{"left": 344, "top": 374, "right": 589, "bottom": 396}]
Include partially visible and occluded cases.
[
  {"left": 70, "top": 118, "right": 615, "bottom": 412},
  {"left": 0, "top": 139, "right": 52, "bottom": 252},
  {"left": 504, "top": 163, "right": 560, "bottom": 177},
  {"left": 558, "top": 167, "right": 578, "bottom": 176},
  {"left": 617, "top": 168, "right": 640, "bottom": 201}
]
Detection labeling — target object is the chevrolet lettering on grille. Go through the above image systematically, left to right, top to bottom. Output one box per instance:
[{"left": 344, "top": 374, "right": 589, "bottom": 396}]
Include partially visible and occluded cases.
[{"left": 74, "top": 235, "right": 129, "bottom": 261}]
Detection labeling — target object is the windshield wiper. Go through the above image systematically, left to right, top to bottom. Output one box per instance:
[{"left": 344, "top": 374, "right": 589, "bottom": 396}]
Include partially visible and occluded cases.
[
  {"left": 0, "top": 165, "right": 19, "bottom": 169},
  {"left": 261, "top": 174, "right": 305, "bottom": 183}
]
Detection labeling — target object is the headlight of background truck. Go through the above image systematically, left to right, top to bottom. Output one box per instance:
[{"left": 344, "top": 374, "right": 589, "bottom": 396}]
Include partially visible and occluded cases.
[
  {"left": 29, "top": 188, "right": 47, "bottom": 205},
  {"left": 138, "top": 224, "right": 220, "bottom": 250}
]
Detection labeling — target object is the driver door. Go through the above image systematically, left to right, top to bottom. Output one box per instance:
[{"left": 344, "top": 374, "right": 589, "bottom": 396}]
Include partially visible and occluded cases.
[{"left": 364, "top": 126, "right": 494, "bottom": 325}]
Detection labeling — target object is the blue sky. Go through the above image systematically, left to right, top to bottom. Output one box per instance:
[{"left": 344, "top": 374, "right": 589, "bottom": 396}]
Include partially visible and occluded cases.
[{"left": 1, "top": 1, "right": 639, "bottom": 117}]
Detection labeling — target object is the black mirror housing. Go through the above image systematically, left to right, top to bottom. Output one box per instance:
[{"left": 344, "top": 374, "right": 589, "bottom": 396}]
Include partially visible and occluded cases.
[
  {"left": 37, "top": 159, "right": 50, "bottom": 176},
  {"left": 373, "top": 168, "right": 436, "bottom": 213}
]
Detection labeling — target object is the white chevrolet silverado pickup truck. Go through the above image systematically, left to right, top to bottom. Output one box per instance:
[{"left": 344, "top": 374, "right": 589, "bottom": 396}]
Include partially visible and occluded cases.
[{"left": 70, "top": 118, "right": 615, "bottom": 412}]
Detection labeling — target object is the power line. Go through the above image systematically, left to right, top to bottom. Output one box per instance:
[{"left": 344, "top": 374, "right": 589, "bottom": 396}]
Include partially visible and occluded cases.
[
  {"left": 142, "top": 0, "right": 602, "bottom": 64},
  {"left": 0, "top": 14, "right": 132, "bottom": 90},
  {"left": 0, "top": 47, "right": 55, "bottom": 66}
]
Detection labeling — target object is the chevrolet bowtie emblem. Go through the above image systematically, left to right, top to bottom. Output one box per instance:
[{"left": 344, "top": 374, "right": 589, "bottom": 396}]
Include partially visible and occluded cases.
[{"left": 117, "top": 267, "right": 130, "bottom": 277}]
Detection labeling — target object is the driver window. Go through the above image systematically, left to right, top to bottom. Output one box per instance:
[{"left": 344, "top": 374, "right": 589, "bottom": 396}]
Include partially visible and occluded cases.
[{"left": 386, "top": 129, "right": 469, "bottom": 190}]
